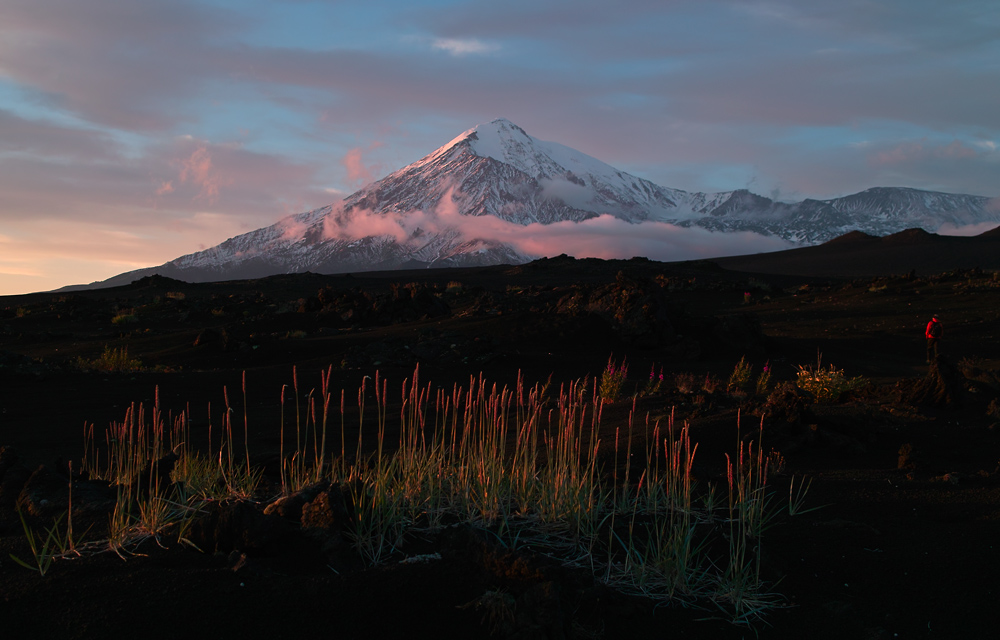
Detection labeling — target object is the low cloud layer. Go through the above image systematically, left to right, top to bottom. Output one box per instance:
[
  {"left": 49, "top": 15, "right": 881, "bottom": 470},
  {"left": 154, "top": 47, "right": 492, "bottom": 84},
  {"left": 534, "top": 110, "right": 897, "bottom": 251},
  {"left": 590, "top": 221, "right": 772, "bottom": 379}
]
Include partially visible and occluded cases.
[
  {"left": 321, "top": 188, "right": 793, "bottom": 262},
  {"left": 936, "top": 220, "right": 1000, "bottom": 237}
]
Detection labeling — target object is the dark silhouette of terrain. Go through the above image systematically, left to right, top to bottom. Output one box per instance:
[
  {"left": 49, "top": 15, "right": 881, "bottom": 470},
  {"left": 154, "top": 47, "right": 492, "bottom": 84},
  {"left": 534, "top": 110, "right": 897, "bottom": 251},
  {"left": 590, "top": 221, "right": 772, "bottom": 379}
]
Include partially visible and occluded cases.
[
  {"left": 714, "top": 225, "right": 1000, "bottom": 277},
  {"left": 2, "top": 228, "right": 1000, "bottom": 639}
]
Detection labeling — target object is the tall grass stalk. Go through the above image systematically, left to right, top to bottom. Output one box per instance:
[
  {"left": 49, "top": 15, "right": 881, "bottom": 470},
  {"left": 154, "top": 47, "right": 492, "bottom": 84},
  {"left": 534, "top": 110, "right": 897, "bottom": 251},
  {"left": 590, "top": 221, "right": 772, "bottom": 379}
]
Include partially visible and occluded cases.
[
  {"left": 73, "top": 366, "right": 790, "bottom": 623},
  {"left": 716, "top": 415, "right": 779, "bottom": 622}
]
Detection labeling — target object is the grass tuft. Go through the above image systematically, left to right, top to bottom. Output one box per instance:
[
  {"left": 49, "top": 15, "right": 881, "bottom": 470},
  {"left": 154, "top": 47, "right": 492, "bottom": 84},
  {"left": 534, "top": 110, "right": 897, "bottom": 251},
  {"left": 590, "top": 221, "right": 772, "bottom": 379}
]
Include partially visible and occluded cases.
[{"left": 60, "top": 366, "right": 798, "bottom": 625}]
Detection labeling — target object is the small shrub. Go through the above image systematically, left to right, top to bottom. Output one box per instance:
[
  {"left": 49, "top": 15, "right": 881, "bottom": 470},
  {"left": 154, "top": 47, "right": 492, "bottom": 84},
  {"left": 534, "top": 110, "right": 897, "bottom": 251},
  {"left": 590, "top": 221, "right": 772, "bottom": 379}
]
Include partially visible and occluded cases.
[
  {"left": 445, "top": 281, "right": 464, "bottom": 294},
  {"left": 111, "top": 311, "right": 138, "bottom": 325},
  {"left": 81, "top": 346, "right": 143, "bottom": 373},
  {"left": 599, "top": 356, "right": 629, "bottom": 403},
  {"left": 795, "top": 356, "right": 863, "bottom": 403},
  {"left": 727, "top": 357, "right": 753, "bottom": 395},
  {"left": 755, "top": 362, "right": 772, "bottom": 395},
  {"left": 640, "top": 364, "right": 665, "bottom": 397},
  {"left": 674, "top": 372, "right": 698, "bottom": 394},
  {"left": 702, "top": 373, "right": 720, "bottom": 394},
  {"left": 987, "top": 398, "right": 1000, "bottom": 420},
  {"left": 766, "top": 449, "right": 786, "bottom": 475},
  {"left": 459, "top": 589, "right": 516, "bottom": 635}
]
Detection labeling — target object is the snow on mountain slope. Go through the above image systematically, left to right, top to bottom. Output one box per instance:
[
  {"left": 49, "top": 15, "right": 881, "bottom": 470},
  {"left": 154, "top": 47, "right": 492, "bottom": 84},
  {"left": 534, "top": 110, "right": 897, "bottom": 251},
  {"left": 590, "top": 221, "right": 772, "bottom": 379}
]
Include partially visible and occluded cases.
[{"left": 89, "top": 118, "right": 1000, "bottom": 288}]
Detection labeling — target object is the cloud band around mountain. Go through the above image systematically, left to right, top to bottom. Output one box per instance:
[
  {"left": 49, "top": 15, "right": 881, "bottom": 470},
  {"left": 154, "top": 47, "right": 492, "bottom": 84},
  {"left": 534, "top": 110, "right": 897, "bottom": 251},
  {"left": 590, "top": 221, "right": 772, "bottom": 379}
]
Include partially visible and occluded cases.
[{"left": 319, "top": 186, "right": 794, "bottom": 262}]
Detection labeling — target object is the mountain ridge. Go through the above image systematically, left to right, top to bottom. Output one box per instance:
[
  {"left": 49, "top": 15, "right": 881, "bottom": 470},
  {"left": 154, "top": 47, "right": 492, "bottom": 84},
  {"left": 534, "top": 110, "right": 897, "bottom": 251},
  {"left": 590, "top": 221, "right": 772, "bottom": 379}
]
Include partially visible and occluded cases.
[{"left": 73, "top": 118, "right": 999, "bottom": 289}]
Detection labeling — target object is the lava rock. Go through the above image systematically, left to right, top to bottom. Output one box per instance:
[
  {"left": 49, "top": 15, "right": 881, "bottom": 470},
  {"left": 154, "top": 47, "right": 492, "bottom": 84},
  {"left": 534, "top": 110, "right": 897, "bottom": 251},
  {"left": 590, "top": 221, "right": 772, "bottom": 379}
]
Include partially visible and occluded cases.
[{"left": 907, "top": 356, "right": 966, "bottom": 407}]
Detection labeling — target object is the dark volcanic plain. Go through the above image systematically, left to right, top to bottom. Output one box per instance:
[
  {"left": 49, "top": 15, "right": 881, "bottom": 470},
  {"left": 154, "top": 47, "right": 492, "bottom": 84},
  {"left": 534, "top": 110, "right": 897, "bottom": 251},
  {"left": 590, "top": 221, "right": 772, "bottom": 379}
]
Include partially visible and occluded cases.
[{"left": 3, "top": 228, "right": 1000, "bottom": 639}]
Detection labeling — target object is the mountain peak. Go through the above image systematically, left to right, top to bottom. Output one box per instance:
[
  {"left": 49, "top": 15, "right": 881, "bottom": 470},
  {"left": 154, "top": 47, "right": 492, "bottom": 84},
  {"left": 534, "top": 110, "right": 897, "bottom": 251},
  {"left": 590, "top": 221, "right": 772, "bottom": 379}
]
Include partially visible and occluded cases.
[
  {"left": 415, "top": 117, "right": 529, "bottom": 169},
  {"left": 430, "top": 118, "right": 635, "bottom": 191},
  {"left": 462, "top": 118, "right": 535, "bottom": 166}
]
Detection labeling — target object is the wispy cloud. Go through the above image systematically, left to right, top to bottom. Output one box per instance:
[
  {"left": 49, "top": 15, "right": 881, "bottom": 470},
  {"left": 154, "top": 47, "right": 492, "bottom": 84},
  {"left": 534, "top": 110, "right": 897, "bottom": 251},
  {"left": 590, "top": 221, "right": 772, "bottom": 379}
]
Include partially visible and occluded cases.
[
  {"left": 431, "top": 37, "right": 499, "bottom": 56},
  {"left": 870, "top": 140, "right": 981, "bottom": 167},
  {"left": 342, "top": 142, "right": 386, "bottom": 187},
  {"left": 179, "top": 146, "right": 225, "bottom": 202}
]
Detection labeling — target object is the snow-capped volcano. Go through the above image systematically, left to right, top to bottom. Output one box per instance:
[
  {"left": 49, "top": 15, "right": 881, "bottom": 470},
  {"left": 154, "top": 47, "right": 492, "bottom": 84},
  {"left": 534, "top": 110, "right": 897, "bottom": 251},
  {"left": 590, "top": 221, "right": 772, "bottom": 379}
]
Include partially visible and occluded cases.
[
  {"left": 321, "top": 117, "right": 718, "bottom": 229},
  {"left": 89, "top": 118, "right": 999, "bottom": 287}
]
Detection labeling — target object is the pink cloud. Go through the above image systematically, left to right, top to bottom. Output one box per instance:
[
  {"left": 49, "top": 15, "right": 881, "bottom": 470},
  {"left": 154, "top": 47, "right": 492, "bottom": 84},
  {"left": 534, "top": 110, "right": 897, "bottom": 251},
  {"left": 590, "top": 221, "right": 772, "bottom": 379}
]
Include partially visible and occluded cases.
[
  {"left": 0, "top": 0, "right": 243, "bottom": 132},
  {"left": 0, "top": 123, "right": 338, "bottom": 294},
  {"left": 870, "top": 140, "right": 981, "bottom": 167},
  {"left": 940, "top": 140, "right": 979, "bottom": 160},
  {"left": 342, "top": 142, "right": 385, "bottom": 187},
  {"left": 871, "top": 144, "right": 915, "bottom": 167},
  {"left": 179, "top": 146, "right": 226, "bottom": 202},
  {"left": 320, "top": 186, "right": 792, "bottom": 263},
  {"left": 323, "top": 207, "right": 410, "bottom": 243},
  {"left": 474, "top": 214, "right": 792, "bottom": 262},
  {"left": 278, "top": 217, "right": 310, "bottom": 241},
  {"left": 936, "top": 221, "right": 1000, "bottom": 237}
]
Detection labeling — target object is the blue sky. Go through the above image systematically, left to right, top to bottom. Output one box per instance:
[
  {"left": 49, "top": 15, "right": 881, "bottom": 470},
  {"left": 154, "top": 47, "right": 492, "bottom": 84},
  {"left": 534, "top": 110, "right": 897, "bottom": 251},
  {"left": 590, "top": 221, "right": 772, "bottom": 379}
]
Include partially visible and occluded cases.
[{"left": 1, "top": 0, "right": 998, "bottom": 294}]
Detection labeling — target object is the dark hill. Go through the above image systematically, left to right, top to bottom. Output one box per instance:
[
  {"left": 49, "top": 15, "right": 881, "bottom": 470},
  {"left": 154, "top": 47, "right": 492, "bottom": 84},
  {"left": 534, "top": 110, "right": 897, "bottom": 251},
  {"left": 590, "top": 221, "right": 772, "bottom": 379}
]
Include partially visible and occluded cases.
[{"left": 708, "top": 226, "right": 1000, "bottom": 277}]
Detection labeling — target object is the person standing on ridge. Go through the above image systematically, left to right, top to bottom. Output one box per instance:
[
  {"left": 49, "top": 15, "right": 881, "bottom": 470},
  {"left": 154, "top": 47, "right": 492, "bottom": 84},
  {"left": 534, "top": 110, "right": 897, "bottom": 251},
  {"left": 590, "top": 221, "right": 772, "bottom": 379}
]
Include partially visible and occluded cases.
[{"left": 925, "top": 315, "right": 943, "bottom": 363}]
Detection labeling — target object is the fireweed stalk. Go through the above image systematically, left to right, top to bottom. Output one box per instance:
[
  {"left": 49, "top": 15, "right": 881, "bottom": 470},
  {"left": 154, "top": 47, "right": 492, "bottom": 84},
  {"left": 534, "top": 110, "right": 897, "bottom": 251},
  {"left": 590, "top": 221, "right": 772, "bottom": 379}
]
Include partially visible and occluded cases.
[{"left": 599, "top": 356, "right": 629, "bottom": 402}]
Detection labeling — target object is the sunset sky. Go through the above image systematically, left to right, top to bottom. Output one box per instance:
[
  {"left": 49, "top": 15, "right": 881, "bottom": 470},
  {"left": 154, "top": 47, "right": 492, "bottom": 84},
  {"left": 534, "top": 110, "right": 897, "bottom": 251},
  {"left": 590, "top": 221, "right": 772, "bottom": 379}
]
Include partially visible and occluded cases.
[{"left": 1, "top": 0, "right": 998, "bottom": 295}]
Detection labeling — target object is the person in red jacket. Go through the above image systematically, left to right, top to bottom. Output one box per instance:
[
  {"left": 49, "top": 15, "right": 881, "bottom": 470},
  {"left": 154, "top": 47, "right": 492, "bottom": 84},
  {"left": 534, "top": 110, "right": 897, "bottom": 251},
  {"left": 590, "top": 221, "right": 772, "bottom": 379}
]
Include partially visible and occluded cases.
[{"left": 925, "top": 315, "right": 943, "bottom": 363}]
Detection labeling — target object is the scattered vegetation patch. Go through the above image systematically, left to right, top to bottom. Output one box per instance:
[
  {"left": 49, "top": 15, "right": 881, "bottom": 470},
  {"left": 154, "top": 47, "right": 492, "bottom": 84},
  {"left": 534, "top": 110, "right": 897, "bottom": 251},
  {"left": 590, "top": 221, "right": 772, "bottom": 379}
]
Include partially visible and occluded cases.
[
  {"left": 747, "top": 277, "right": 772, "bottom": 293},
  {"left": 111, "top": 310, "right": 138, "bottom": 325},
  {"left": 77, "top": 346, "right": 144, "bottom": 373},
  {"left": 795, "top": 355, "right": 864, "bottom": 403},
  {"left": 32, "top": 368, "right": 805, "bottom": 626},
  {"left": 674, "top": 372, "right": 699, "bottom": 395}
]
